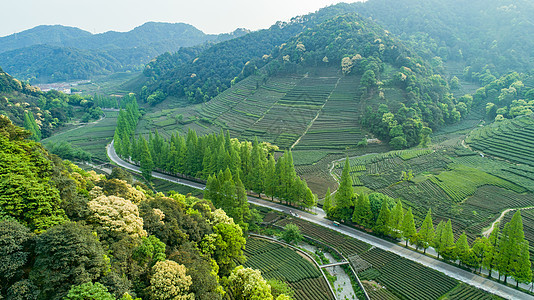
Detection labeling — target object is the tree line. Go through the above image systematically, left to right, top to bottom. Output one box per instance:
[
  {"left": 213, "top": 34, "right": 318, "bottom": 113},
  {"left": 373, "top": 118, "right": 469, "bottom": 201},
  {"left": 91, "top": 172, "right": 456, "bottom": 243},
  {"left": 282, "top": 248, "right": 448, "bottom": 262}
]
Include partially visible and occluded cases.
[
  {"left": 113, "top": 115, "right": 317, "bottom": 210},
  {"left": 325, "top": 158, "right": 532, "bottom": 286}
]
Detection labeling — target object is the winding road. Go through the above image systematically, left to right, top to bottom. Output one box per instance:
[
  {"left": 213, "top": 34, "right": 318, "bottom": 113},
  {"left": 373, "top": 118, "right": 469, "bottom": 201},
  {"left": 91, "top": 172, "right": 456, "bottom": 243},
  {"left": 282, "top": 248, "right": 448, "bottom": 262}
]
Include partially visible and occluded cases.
[{"left": 106, "top": 141, "right": 533, "bottom": 300}]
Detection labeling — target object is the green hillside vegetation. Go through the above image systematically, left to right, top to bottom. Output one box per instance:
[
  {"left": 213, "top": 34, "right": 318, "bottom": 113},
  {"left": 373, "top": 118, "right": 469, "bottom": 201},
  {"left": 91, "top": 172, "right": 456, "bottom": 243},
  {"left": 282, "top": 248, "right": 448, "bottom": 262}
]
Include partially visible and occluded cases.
[
  {"left": 353, "top": 0, "right": 534, "bottom": 82},
  {"left": 139, "top": 4, "right": 355, "bottom": 103},
  {"left": 140, "top": 13, "right": 463, "bottom": 154},
  {"left": 0, "top": 23, "right": 248, "bottom": 83},
  {"left": 0, "top": 116, "right": 294, "bottom": 300}
]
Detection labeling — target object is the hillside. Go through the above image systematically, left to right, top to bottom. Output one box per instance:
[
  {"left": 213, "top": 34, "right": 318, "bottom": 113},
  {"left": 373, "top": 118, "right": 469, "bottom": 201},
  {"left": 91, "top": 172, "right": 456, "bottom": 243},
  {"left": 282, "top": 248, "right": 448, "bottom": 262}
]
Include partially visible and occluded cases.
[
  {"left": 352, "top": 0, "right": 534, "bottom": 82},
  {"left": 139, "top": 4, "right": 355, "bottom": 102},
  {"left": 0, "top": 23, "right": 247, "bottom": 83}
]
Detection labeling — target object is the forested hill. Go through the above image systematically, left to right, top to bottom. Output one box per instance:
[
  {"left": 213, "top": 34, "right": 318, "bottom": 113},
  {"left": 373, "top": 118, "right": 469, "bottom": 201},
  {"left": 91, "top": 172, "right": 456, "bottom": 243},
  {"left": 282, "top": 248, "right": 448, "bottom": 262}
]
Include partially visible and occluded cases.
[
  {"left": 352, "top": 0, "right": 534, "bottom": 83},
  {"left": 139, "top": 4, "right": 355, "bottom": 102},
  {"left": 0, "top": 23, "right": 248, "bottom": 83}
]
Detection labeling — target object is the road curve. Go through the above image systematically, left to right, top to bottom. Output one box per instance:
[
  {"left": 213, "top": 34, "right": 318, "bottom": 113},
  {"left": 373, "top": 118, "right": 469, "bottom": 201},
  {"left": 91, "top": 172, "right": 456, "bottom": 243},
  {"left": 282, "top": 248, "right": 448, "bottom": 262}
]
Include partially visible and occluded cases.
[{"left": 106, "top": 141, "right": 532, "bottom": 300}]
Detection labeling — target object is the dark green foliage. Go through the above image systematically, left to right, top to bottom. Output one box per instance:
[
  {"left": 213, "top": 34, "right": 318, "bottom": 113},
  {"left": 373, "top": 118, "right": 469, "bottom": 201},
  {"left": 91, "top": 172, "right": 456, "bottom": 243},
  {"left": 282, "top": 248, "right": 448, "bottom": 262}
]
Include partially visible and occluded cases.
[
  {"left": 45, "top": 141, "right": 92, "bottom": 161},
  {"left": 0, "top": 219, "right": 34, "bottom": 293},
  {"left": 30, "top": 222, "right": 108, "bottom": 299}
]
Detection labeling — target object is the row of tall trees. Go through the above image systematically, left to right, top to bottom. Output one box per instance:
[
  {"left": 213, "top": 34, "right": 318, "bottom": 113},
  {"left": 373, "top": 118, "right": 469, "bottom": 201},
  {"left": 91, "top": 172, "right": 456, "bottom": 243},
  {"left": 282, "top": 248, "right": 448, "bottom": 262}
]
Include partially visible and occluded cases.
[
  {"left": 115, "top": 128, "right": 316, "bottom": 209},
  {"left": 326, "top": 158, "right": 532, "bottom": 285}
]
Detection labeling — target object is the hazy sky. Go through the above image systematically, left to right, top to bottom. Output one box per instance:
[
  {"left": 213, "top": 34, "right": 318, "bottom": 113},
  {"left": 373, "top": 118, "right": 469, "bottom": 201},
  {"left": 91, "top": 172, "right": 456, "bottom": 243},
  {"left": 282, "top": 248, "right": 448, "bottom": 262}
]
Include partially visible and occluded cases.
[{"left": 1, "top": 0, "right": 363, "bottom": 37}]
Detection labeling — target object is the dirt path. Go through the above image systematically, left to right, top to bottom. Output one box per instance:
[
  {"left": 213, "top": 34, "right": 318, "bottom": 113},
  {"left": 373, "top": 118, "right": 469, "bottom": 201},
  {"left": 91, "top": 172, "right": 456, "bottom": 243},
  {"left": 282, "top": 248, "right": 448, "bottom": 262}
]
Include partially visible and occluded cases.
[
  {"left": 291, "top": 77, "right": 341, "bottom": 149},
  {"left": 483, "top": 206, "right": 534, "bottom": 237}
]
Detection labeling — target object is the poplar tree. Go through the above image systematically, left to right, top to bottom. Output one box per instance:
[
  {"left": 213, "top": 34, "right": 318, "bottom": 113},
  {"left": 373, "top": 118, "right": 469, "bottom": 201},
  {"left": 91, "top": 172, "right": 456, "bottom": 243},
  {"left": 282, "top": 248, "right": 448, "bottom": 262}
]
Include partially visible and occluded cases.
[
  {"left": 23, "top": 111, "right": 40, "bottom": 141},
  {"left": 335, "top": 158, "right": 353, "bottom": 209},
  {"left": 373, "top": 200, "right": 390, "bottom": 235},
  {"left": 401, "top": 208, "right": 416, "bottom": 247},
  {"left": 417, "top": 209, "right": 435, "bottom": 253}
]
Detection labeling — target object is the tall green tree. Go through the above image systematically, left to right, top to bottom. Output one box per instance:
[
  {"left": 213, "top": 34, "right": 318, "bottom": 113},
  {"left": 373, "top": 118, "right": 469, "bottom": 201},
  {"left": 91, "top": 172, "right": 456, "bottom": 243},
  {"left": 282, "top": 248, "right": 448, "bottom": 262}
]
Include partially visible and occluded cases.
[
  {"left": 23, "top": 111, "right": 40, "bottom": 141},
  {"left": 139, "top": 137, "right": 154, "bottom": 181},
  {"left": 335, "top": 158, "right": 354, "bottom": 209},
  {"left": 352, "top": 193, "right": 373, "bottom": 228},
  {"left": 373, "top": 200, "right": 390, "bottom": 235},
  {"left": 389, "top": 200, "right": 404, "bottom": 239},
  {"left": 401, "top": 208, "right": 416, "bottom": 247},
  {"left": 417, "top": 209, "right": 435, "bottom": 253},
  {"left": 497, "top": 211, "right": 528, "bottom": 284},
  {"left": 439, "top": 220, "right": 456, "bottom": 261},
  {"left": 432, "top": 221, "right": 444, "bottom": 258},
  {"left": 455, "top": 233, "right": 470, "bottom": 267}
]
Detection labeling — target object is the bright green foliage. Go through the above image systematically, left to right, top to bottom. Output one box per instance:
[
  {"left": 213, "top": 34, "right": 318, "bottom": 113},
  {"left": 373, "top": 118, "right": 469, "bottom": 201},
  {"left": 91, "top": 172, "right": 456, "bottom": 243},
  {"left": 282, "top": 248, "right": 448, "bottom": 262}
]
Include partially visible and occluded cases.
[
  {"left": 23, "top": 111, "right": 40, "bottom": 141},
  {"left": 0, "top": 116, "right": 67, "bottom": 232},
  {"left": 139, "top": 137, "right": 154, "bottom": 181},
  {"left": 334, "top": 159, "right": 354, "bottom": 221},
  {"left": 204, "top": 168, "right": 250, "bottom": 230},
  {"left": 352, "top": 193, "right": 373, "bottom": 228},
  {"left": 373, "top": 200, "right": 390, "bottom": 235},
  {"left": 388, "top": 200, "right": 404, "bottom": 238},
  {"left": 401, "top": 208, "right": 416, "bottom": 247},
  {"left": 417, "top": 209, "right": 434, "bottom": 253},
  {"left": 497, "top": 211, "right": 530, "bottom": 284},
  {"left": 208, "top": 214, "right": 247, "bottom": 276},
  {"left": 0, "top": 219, "right": 33, "bottom": 290},
  {"left": 439, "top": 220, "right": 456, "bottom": 261},
  {"left": 432, "top": 221, "right": 444, "bottom": 258},
  {"left": 30, "top": 222, "right": 108, "bottom": 299},
  {"left": 281, "top": 223, "right": 303, "bottom": 244},
  {"left": 482, "top": 223, "right": 499, "bottom": 276},
  {"left": 455, "top": 233, "right": 470, "bottom": 266},
  {"left": 133, "top": 235, "right": 166, "bottom": 266},
  {"left": 513, "top": 242, "right": 532, "bottom": 286},
  {"left": 228, "top": 266, "right": 273, "bottom": 300},
  {"left": 267, "top": 279, "right": 294, "bottom": 299},
  {"left": 65, "top": 282, "right": 115, "bottom": 300}
]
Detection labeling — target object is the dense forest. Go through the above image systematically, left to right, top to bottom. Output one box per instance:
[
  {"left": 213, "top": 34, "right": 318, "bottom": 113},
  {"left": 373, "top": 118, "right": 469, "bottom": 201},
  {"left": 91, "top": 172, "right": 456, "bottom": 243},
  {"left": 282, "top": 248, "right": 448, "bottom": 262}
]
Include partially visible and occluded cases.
[{"left": 0, "top": 115, "right": 293, "bottom": 300}]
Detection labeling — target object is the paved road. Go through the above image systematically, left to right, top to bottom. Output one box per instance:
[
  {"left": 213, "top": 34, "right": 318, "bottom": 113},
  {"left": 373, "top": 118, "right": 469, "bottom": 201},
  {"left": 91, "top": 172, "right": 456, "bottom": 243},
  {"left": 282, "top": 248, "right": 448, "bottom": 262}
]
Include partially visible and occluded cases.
[{"left": 106, "top": 141, "right": 533, "bottom": 300}]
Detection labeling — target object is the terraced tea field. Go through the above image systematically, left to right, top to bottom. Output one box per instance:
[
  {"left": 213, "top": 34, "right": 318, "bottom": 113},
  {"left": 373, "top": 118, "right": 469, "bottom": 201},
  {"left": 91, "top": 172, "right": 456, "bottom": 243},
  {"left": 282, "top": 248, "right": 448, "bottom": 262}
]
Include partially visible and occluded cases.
[
  {"left": 42, "top": 110, "right": 118, "bottom": 160},
  {"left": 467, "top": 115, "right": 534, "bottom": 167},
  {"left": 331, "top": 146, "right": 534, "bottom": 243},
  {"left": 275, "top": 216, "right": 498, "bottom": 300},
  {"left": 243, "top": 237, "right": 334, "bottom": 300}
]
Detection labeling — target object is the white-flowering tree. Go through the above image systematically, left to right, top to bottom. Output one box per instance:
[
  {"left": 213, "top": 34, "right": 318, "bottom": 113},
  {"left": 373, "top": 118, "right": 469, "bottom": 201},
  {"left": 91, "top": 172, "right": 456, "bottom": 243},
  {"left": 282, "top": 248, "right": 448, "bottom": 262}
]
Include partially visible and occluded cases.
[
  {"left": 88, "top": 195, "right": 147, "bottom": 238},
  {"left": 150, "top": 260, "right": 194, "bottom": 300}
]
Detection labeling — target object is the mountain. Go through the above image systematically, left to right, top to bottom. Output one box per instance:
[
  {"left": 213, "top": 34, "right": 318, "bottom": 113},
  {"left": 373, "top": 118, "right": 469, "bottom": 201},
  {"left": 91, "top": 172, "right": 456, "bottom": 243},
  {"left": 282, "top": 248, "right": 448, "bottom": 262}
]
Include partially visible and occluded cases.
[
  {"left": 352, "top": 0, "right": 534, "bottom": 83},
  {"left": 0, "top": 23, "right": 248, "bottom": 83},
  {"left": 0, "top": 25, "right": 92, "bottom": 53}
]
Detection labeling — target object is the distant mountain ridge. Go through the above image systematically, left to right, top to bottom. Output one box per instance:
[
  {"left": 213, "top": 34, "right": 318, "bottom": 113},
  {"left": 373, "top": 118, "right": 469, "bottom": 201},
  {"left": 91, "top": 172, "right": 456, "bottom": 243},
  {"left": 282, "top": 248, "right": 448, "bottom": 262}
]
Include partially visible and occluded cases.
[{"left": 0, "top": 23, "right": 248, "bottom": 83}]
